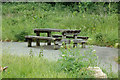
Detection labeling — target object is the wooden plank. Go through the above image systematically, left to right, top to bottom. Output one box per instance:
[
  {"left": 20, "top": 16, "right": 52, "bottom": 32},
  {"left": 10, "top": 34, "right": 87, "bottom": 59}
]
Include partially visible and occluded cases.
[
  {"left": 34, "top": 28, "right": 81, "bottom": 33},
  {"left": 34, "top": 28, "right": 70, "bottom": 33},
  {"left": 62, "top": 30, "right": 81, "bottom": 35},
  {"left": 52, "top": 35, "right": 89, "bottom": 40},
  {"left": 25, "top": 36, "right": 56, "bottom": 40},
  {"left": 77, "top": 36, "right": 89, "bottom": 40},
  {"left": 60, "top": 39, "right": 86, "bottom": 43},
  {"left": 73, "top": 39, "right": 87, "bottom": 43}
]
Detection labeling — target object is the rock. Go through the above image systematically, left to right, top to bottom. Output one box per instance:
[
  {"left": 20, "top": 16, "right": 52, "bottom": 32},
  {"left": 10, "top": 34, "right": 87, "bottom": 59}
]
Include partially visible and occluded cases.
[{"left": 87, "top": 66, "right": 107, "bottom": 78}]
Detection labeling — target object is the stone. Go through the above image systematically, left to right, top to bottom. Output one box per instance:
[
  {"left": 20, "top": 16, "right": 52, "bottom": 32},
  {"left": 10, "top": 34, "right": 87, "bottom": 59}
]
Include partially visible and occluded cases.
[{"left": 87, "top": 66, "right": 107, "bottom": 78}]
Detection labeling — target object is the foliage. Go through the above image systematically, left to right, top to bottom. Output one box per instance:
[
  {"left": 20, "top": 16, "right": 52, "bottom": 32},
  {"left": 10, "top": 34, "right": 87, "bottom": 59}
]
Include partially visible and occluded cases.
[
  {"left": 2, "top": 2, "right": 118, "bottom": 47},
  {"left": 15, "top": 30, "right": 28, "bottom": 41},
  {"left": 57, "top": 44, "right": 98, "bottom": 78},
  {"left": 2, "top": 45, "right": 118, "bottom": 78},
  {"left": 39, "top": 47, "right": 43, "bottom": 57},
  {"left": 2, "top": 50, "right": 95, "bottom": 78},
  {"left": 2, "top": 52, "right": 67, "bottom": 78},
  {"left": 114, "top": 56, "right": 120, "bottom": 64},
  {"left": 101, "top": 64, "right": 118, "bottom": 78}
]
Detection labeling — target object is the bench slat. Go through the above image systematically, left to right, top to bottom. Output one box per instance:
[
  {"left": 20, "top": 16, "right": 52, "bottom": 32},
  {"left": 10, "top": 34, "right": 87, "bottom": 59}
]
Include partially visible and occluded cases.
[
  {"left": 34, "top": 28, "right": 71, "bottom": 33},
  {"left": 62, "top": 30, "right": 81, "bottom": 35},
  {"left": 52, "top": 35, "right": 89, "bottom": 40},
  {"left": 25, "top": 36, "right": 56, "bottom": 40},
  {"left": 60, "top": 39, "right": 87, "bottom": 43}
]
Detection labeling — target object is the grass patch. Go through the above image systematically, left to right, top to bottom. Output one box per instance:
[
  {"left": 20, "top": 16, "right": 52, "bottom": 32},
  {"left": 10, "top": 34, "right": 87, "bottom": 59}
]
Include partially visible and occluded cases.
[
  {"left": 2, "top": 46, "right": 118, "bottom": 78},
  {"left": 2, "top": 52, "right": 94, "bottom": 78},
  {"left": 2, "top": 53, "right": 70, "bottom": 78}
]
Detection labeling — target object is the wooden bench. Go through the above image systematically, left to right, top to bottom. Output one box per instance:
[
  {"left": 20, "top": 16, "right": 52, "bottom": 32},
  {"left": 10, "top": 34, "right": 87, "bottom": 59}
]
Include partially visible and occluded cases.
[
  {"left": 54, "top": 30, "right": 88, "bottom": 48},
  {"left": 52, "top": 35, "right": 89, "bottom": 40},
  {"left": 25, "top": 36, "right": 61, "bottom": 50}
]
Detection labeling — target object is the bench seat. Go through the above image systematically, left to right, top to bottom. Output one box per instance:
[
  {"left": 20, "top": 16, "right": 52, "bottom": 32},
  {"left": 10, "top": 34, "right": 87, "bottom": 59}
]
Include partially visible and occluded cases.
[
  {"left": 52, "top": 35, "right": 89, "bottom": 40},
  {"left": 52, "top": 35, "right": 88, "bottom": 48},
  {"left": 25, "top": 36, "right": 61, "bottom": 49},
  {"left": 25, "top": 36, "right": 55, "bottom": 40},
  {"left": 60, "top": 39, "right": 87, "bottom": 48}
]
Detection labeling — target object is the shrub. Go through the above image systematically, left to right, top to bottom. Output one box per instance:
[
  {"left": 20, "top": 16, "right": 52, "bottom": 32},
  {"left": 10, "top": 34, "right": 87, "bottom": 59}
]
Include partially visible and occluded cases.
[
  {"left": 15, "top": 30, "right": 28, "bottom": 41},
  {"left": 95, "top": 33, "right": 103, "bottom": 42},
  {"left": 57, "top": 44, "right": 98, "bottom": 77}
]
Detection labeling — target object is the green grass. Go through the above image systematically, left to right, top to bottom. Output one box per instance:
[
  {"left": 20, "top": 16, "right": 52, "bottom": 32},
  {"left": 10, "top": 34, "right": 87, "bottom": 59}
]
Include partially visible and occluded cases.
[
  {"left": 2, "top": 2, "right": 119, "bottom": 47},
  {"left": 1, "top": 47, "right": 118, "bottom": 78},
  {"left": 2, "top": 53, "right": 95, "bottom": 78},
  {"left": 2, "top": 53, "right": 68, "bottom": 78},
  {"left": 114, "top": 56, "right": 120, "bottom": 64}
]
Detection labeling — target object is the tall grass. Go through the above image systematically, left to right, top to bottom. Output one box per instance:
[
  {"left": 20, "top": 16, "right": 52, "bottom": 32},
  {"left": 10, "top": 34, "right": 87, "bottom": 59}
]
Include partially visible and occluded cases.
[
  {"left": 2, "top": 2, "right": 118, "bottom": 46},
  {"left": 2, "top": 47, "right": 118, "bottom": 78},
  {"left": 2, "top": 52, "right": 95, "bottom": 78},
  {"left": 2, "top": 53, "right": 69, "bottom": 78}
]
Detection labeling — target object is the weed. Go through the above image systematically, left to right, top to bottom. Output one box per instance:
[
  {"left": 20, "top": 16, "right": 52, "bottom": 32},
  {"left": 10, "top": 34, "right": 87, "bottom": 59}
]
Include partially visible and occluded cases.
[
  {"left": 57, "top": 45, "right": 98, "bottom": 78},
  {"left": 39, "top": 47, "right": 43, "bottom": 57},
  {"left": 29, "top": 49, "right": 34, "bottom": 57}
]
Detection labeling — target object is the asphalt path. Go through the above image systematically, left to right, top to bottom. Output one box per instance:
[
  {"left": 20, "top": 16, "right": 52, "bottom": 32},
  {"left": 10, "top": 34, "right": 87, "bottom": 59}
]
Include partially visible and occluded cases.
[{"left": 1, "top": 42, "right": 119, "bottom": 74}]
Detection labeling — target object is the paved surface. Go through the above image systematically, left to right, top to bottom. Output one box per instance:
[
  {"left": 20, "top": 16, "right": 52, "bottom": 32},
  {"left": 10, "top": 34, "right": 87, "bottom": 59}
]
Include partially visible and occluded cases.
[{"left": 1, "top": 42, "right": 119, "bottom": 74}]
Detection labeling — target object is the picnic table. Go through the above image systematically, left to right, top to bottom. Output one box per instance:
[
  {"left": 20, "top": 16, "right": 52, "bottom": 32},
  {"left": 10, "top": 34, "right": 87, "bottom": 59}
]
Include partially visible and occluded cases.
[
  {"left": 25, "top": 28, "right": 89, "bottom": 49},
  {"left": 34, "top": 28, "right": 80, "bottom": 45}
]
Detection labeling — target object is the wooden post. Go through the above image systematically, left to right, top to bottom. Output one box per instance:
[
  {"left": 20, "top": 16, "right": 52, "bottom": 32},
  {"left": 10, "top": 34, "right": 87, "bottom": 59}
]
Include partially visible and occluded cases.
[
  {"left": 36, "top": 32, "right": 40, "bottom": 46},
  {"left": 36, "top": 32, "right": 40, "bottom": 36},
  {"left": 47, "top": 32, "right": 51, "bottom": 45},
  {"left": 73, "top": 34, "right": 77, "bottom": 39},
  {"left": 28, "top": 39, "right": 32, "bottom": 47},
  {"left": 54, "top": 41, "right": 59, "bottom": 50},
  {"left": 81, "top": 42, "right": 85, "bottom": 48},
  {"left": 73, "top": 43, "right": 77, "bottom": 48}
]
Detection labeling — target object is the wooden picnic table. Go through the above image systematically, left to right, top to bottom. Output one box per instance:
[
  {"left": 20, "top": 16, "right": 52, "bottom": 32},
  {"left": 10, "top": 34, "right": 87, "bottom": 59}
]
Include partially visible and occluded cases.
[
  {"left": 25, "top": 28, "right": 88, "bottom": 49},
  {"left": 34, "top": 28, "right": 81, "bottom": 45}
]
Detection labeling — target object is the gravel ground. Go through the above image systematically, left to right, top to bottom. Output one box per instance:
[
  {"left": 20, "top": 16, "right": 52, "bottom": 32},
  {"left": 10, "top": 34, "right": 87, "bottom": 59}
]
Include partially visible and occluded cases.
[{"left": 1, "top": 42, "right": 119, "bottom": 74}]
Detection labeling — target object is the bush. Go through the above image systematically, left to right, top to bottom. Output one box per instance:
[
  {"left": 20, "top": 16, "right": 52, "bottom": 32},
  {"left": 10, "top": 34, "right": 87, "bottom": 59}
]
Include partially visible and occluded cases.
[
  {"left": 15, "top": 30, "right": 28, "bottom": 41},
  {"left": 95, "top": 33, "right": 103, "bottom": 42},
  {"left": 57, "top": 44, "right": 98, "bottom": 77}
]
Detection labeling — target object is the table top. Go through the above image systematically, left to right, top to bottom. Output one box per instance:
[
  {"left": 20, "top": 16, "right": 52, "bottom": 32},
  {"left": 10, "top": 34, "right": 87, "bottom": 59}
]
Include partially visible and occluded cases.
[{"left": 34, "top": 28, "right": 80, "bottom": 33}]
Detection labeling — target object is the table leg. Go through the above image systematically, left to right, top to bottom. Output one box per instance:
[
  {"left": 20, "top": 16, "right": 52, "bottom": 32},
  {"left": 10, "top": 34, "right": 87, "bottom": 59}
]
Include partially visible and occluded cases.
[
  {"left": 36, "top": 32, "right": 40, "bottom": 46},
  {"left": 47, "top": 32, "right": 51, "bottom": 45},
  {"left": 28, "top": 39, "right": 32, "bottom": 47},
  {"left": 73, "top": 43, "right": 77, "bottom": 48}
]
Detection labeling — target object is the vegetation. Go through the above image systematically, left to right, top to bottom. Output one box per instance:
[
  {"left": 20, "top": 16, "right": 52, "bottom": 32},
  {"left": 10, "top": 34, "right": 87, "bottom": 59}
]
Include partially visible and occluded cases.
[
  {"left": 1, "top": 2, "right": 119, "bottom": 78},
  {"left": 2, "top": 2, "right": 119, "bottom": 47},
  {"left": 57, "top": 44, "right": 97, "bottom": 78},
  {"left": 2, "top": 46, "right": 118, "bottom": 78},
  {"left": 2, "top": 48, "right": 94, "bottom": 78},
  {"left": 114, "top": 56, "right": 120, "bottom": 64}
]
